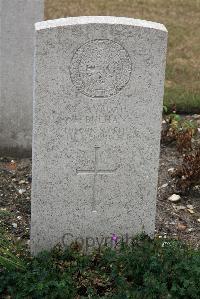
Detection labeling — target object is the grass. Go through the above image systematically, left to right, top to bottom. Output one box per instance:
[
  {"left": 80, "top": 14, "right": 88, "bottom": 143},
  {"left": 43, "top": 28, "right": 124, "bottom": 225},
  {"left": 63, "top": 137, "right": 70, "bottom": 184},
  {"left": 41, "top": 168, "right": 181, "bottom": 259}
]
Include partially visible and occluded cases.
[
  {"left": 45, "top": 0, "right": 200, "bottom": 113},
  {"left": 1, "top": 232, "right": 200, "bottom": 298}
]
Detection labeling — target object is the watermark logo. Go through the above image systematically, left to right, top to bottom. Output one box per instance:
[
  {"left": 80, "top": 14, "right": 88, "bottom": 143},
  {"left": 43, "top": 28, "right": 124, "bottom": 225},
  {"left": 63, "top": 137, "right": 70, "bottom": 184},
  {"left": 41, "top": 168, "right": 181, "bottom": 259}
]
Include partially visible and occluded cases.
[{"left": 61, "top": 232, "right": 134, "bottom": 253}]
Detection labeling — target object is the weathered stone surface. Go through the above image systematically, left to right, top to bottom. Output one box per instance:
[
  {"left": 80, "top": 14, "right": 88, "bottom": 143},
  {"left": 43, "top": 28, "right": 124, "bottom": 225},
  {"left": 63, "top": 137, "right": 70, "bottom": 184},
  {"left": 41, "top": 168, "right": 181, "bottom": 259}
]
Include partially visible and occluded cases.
[
  {"left": 0, "top": 0, "right": 44, "bottom": 157},
  {"left": 31, "top": 16, "right": 167, "bottom": 254}
]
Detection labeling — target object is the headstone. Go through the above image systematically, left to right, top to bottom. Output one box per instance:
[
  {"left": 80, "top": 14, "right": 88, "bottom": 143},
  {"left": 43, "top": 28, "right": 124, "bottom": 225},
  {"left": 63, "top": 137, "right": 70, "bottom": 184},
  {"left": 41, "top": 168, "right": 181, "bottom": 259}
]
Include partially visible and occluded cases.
[
  {"left": 0, "top": 0, "right": 44, "bottom": 157},
  {"left": 31, "top": 16, "right": 167, "bottom": 254}
]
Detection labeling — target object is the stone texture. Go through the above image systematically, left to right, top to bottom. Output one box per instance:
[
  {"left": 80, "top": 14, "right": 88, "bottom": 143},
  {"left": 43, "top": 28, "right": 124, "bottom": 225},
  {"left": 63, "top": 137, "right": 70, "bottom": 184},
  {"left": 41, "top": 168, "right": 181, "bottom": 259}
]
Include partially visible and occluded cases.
[
  {"left": 0, "top": 0, "right": 44, "bottom": 157},
  {"left": 31, "top": 16, "right": 167, "bottom": 254}
]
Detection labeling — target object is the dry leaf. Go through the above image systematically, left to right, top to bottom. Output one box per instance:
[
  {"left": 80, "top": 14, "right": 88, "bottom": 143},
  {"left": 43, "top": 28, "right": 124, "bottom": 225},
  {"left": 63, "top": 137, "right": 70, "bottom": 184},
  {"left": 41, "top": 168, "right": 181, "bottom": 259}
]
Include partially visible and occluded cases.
[
  {"left": 5, "top": 161, "right": 17, "bottom": 171},
  {"left": 186, "top": 204, "right": 194, "bottom": 210},
  {"left": 177, "top": 222, "right": 187, "bottom": 231}
]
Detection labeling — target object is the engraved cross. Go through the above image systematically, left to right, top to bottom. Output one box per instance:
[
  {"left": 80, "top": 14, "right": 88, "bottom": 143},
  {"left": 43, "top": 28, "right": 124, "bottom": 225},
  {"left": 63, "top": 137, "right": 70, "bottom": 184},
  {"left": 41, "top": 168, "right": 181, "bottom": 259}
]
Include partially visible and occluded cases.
[{"left": 76, "top": 147, "right": 118, "bottom": 212}]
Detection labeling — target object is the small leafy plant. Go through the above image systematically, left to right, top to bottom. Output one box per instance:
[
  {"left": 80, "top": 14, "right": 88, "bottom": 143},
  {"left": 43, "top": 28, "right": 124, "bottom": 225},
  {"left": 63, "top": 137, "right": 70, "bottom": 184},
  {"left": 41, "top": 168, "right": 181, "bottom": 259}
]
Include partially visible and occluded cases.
[
  {"left": 161, "top": 110, "right": 197, "bottom": 152},
  {"left": 172, "top": 149, "right": 200, "bottom": 193},
  {"left": 1, "top": 234, "right": 200, "bottom": 299}
]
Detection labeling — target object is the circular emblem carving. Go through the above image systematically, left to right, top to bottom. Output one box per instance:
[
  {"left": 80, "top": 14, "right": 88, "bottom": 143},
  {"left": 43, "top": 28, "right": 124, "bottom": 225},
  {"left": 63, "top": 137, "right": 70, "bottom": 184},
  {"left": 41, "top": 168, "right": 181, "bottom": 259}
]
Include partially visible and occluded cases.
[{"left": 70, "top": 39, "right": 132, "bottom": 98}]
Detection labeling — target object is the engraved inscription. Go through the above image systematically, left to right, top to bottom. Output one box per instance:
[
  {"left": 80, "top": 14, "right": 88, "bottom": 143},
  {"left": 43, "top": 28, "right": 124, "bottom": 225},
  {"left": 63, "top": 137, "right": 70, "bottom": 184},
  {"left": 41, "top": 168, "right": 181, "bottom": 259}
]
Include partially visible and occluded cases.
[
  {"left": 70, "top": 39, "right": 132, "bottom": 98},
  {"left": 76, "top": 147, "right": 118, "bottom": 211}
]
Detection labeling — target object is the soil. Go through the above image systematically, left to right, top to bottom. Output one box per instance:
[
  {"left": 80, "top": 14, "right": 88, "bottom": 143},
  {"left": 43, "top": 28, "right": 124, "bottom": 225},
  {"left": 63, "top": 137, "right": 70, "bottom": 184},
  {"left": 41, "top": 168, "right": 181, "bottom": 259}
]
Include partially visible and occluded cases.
[
  {"left": 0, "top": 116, "right": 200, "bottom": 249},
  {"left": 157, "top": 144, "right": 200, "bottom": 248}
]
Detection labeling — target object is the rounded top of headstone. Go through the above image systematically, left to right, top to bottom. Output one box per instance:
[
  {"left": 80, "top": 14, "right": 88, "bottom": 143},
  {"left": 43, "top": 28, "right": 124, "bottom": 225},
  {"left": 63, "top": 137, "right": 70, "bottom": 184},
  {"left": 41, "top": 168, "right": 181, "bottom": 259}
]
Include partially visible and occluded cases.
[{"left": 35, "top": 16, "right": 167, "bottom": 32}]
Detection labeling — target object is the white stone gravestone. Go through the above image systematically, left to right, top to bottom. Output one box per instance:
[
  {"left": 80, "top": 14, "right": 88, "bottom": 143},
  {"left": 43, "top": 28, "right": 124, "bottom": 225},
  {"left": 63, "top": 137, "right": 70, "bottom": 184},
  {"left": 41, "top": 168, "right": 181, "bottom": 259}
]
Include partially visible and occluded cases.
[
  {"left": 0, "top": 0, "right": 44, "bottom": 156},
  {"left": 31, "top": 16, "right": 167, "bottom": 254}
]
